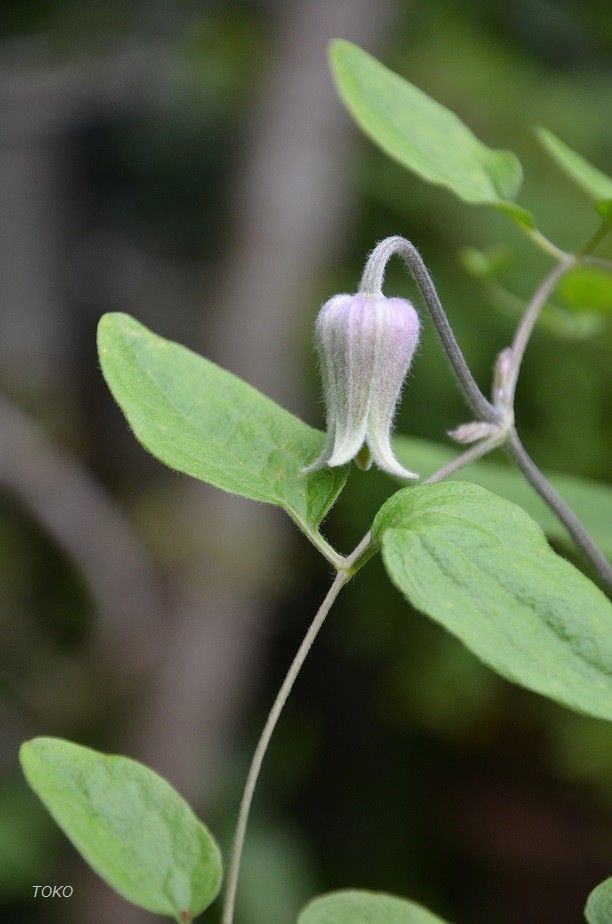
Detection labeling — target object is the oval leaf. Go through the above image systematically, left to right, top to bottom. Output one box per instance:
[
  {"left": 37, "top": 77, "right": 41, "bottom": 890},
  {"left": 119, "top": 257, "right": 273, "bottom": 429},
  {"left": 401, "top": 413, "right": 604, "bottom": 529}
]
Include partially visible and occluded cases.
[
  {"left": 329, "top": 40, "right": 526, "bottom": 219},
  {"left": 536, "top": 127, "right": 612, "bottom": 203},
  {"left": 98, "top": 313, "right": 346, "bottom": 534},
  {"left": 394, "top": 436, "right": 612, "bottom": 559},
  {"left": 372, "top": 482, "right": 612, "bottom": 722},
  {"left": 20, "top": 737, "right": 222, "bottom": 921},
  {"left": 585, "top": 877, "right": 612, "bottom": 924},
  {"left": 298, "top": 890, "right": 450, "bottom": 924}
]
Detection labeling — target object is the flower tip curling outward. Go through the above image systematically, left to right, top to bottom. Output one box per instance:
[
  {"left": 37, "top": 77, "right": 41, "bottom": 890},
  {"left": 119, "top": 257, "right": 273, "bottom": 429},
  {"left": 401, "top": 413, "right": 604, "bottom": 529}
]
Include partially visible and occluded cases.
[{"left": 303, "top": 292, "right": 420, "bottom": 479}]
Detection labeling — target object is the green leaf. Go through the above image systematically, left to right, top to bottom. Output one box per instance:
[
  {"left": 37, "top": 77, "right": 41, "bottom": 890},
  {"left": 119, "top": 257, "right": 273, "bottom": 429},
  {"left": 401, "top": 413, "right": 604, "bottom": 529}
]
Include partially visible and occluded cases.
[
  {"left": 329, "top": 40, "right": 527, "bottom": 221},
  {"left": 536, "top": 127, "right": 612, "bottom": 203},
  {"left": 558, "top": 267, "right": 612, "bottom": 317},
  {"left": 98, "top": 313, "right": 346, "bottom": 534},
  {"left": 394, "top": 436, "right": 612, "bottom": 559},
  {"left": 372, "top": 482, "right": 612, "bottom": 722},
  {"left": 20, "top": 738, "right": 222, "bottom": 922},
  {"left": 585, "top": 877, "right": 612, "bottom": 924},
  {"left": 298, "top": 890, "right": 450, "bottom": 924}
]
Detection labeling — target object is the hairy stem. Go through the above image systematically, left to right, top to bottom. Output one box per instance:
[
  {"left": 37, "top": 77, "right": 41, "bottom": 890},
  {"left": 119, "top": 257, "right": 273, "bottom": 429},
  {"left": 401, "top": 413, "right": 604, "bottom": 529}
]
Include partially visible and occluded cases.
[
  {"left": 360, "top": 236, "right": 500, "bottom": 423},
  {"left": 506, "top": 428, "right": 612, "bottom": 589},
  {"left": 300, "top": 520, "right": 350, "bottom": 571},
  {"left": 221, "top": 527, "right": 374, "bottom": 924},
  {"left": 222, "top": 571, "right": 348, "bottom": 924}
]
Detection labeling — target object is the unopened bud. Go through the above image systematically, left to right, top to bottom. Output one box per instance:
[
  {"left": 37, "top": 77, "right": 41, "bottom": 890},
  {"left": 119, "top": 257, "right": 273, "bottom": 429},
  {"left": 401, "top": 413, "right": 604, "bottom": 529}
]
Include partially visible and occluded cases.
[{"left": 304, "top": 292, "right": 420, "bottom": 479}]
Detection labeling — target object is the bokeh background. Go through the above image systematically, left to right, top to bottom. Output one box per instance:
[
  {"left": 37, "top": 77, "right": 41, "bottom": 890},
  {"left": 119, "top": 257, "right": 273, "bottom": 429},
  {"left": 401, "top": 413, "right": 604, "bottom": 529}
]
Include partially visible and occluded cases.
[{"left": 1, "top": 2, "right": 611, "bottom": 922}]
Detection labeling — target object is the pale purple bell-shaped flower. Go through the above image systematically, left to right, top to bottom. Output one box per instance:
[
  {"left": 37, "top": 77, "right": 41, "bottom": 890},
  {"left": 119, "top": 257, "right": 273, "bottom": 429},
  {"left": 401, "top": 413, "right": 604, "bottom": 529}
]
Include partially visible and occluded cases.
[{"left": 304, "top": 292, "right": 420, "bottom": 478}]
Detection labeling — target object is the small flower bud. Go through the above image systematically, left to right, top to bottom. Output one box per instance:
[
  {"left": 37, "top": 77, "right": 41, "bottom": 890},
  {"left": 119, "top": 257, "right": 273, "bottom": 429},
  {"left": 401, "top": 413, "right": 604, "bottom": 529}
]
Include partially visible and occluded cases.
[{"left": 304, "top": 292, "right": 420, "bottom": 479}]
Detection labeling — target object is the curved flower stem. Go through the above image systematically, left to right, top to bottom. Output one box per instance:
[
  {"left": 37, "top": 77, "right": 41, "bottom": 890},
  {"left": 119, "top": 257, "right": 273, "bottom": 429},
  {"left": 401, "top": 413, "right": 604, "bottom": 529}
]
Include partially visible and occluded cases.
[
  {"left": 360, "top": 237, "right": 501, "bottom": 424},
  {"left": 506, "top": 254, "right": 576, "bottom": 402},
  {"left": 506, "top": 428, "right": 612, "bottom": 589},
  {"left": 221, "top": 528, "right": 372, "bottom": 924}
]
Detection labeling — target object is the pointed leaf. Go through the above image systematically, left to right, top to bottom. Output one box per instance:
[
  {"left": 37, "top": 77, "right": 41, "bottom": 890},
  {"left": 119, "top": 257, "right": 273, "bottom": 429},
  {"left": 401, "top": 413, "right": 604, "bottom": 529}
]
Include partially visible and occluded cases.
[
  {"left": 329, "top": 40, "right": 527, "bottom": 221},
  {"left": 536, "top": 127, "right": 612, "bottom": 203},
  {"left": 98, "top": 313, "right": 346, "bottom": 533},
  {"left": 394, "top": 436, "right": 612, "bottom": 559},
  {"left": 373, "top": 482, "right": 612, "bottom": 722},
  {"left": 20, "top": 738, "right": 222, "bottom": 921},
  {"left": 585, "top": 877, "right": 612, "bottom": 924},
  {"left": 298, "top": 890, "right": 450, "bottom": 924}
]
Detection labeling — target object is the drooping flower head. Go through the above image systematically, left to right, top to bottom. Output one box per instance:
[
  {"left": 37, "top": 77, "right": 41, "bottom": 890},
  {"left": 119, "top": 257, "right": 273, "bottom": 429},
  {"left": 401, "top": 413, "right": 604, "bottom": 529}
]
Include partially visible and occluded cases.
[{"left": 304, "top": 292, "right": 420, "bottom": 478}]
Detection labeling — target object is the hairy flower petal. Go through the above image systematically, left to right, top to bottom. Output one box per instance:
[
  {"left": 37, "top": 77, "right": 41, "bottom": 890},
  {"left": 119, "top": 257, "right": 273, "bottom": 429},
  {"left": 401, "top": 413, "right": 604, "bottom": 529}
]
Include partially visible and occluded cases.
[{"left": 304, "top": 292, "right": 420, "bottom": 478}]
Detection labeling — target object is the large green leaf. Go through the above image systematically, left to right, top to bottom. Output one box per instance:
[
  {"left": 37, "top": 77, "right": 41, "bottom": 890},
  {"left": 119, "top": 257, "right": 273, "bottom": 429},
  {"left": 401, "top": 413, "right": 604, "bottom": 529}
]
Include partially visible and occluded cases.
[
  {"left": 329, "top": 40, "right": 527, "bottom": 220},
  {"left": 536, "top": 127, "right": 612, "bottom": 203},
  {"left": 98, "top": 313, "right": 346, "bottom": 535},
  {"left": 394, "top": 435, "right": 612, "bottom": 559},
  {"left": 372, "top": 482, "right": 612, "bottom": 721},
  {"left": 20, "top": 738, "right": 222, "bottom": 921},
  {"left": 585, "top": 877, "right": 612, "bottom": 924},
  {"left": 298, "top": 890, "right": 450, "bottom": 924}
]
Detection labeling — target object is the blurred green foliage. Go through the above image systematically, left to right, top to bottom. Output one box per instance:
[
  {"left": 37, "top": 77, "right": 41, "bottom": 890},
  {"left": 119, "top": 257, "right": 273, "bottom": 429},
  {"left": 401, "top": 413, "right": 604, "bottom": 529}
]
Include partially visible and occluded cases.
[{"left": 1, "top": 2, "right": 611, "bottom": 923}]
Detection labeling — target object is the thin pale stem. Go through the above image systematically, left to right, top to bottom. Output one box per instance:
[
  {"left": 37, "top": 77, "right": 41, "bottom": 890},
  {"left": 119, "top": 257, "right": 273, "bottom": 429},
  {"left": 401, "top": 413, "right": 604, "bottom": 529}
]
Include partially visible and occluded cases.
[
  {"left": 360, "top": 236, "right": 500, "bottom": 423},
  {"left": 582, "top": 254, "right": 612, "bottom": 272},
  {"left": 507, "top": 255, "right": 576, "bottom": 401},
  {"left": 506, "top": 428, "right": 612, "bottom": 589},
  {"left": 424, "top": 435, "right": 503, "bottom": 485},
  {"left": 222, "top": 569, "right": 349, "bottom": 924}
]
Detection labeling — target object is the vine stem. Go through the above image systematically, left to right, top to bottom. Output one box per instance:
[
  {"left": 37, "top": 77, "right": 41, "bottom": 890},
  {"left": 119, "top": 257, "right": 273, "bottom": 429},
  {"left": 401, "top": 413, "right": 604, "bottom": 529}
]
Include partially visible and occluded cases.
[
  {"left": 359, "top": 236, "right": 501, "bottom": 424},
  {"left": 506, "top": 254, "right": 576, "bottom": 401},
  {"left": 583, "top": 254, "right": 612, "bottom": 272},
  {"left": 505, "top": 428, "right": 612, "bottom": 589},
  {"left": 423, "top": 434, "right": 506, "bottom": 484},
  {"left": 221, "top": 533, "right": 370, "bottom": 924},
  {"left": 221, "top": 572, "right": 347, "bottom": 924}
]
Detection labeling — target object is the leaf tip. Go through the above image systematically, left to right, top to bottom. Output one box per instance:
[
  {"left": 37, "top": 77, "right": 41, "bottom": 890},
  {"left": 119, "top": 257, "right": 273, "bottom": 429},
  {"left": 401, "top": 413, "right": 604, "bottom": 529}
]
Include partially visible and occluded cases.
[
  {"left": 328, "top": 37, "right": 355, "bottom": 64},
  {"left": 18, "top": 737, "right": 33, "bottom": 770}
]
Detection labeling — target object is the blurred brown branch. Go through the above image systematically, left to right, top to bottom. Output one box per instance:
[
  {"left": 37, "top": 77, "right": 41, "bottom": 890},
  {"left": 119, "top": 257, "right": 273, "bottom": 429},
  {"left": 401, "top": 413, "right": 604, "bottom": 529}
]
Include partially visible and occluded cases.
[{"left": 0, "top": 393, "right": 166, "bottom": 682}]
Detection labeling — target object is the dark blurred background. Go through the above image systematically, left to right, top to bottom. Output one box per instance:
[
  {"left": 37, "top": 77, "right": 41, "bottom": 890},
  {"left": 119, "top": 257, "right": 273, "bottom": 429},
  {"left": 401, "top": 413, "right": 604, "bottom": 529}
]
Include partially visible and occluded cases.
[{"left": 1, "top": 2, "right": 611, "bottom": 923}]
